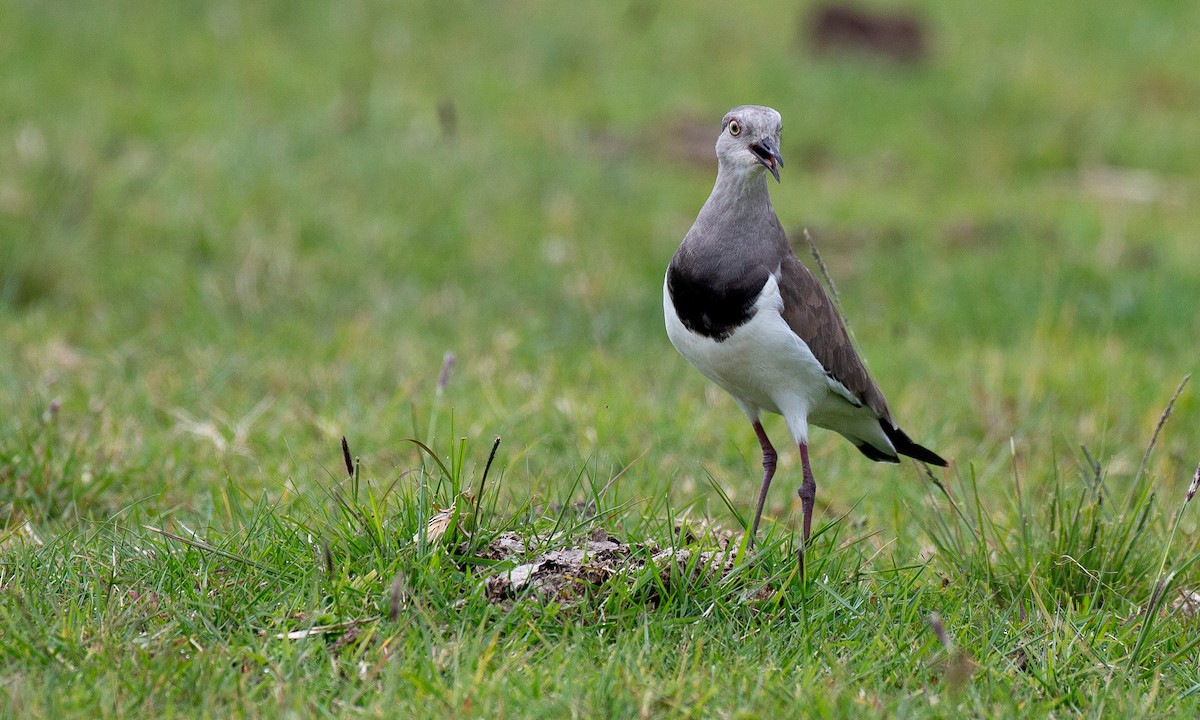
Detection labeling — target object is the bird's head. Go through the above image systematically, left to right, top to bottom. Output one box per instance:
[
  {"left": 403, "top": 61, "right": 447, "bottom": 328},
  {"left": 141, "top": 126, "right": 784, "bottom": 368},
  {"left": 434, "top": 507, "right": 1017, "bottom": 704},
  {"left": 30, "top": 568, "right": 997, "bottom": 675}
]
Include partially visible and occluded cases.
[{"left": 716, "top": 105, "right": 784, "bottom": 183}]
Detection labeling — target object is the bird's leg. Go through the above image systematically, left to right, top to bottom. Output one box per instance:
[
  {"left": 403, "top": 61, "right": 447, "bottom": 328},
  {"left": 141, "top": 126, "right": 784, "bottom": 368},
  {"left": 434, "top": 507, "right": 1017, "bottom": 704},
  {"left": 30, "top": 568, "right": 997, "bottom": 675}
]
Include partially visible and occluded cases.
[
  {"left": 749, "top": 421, "right": 777, "bottom": 546},
  {"left": 798, "top": 442, "right": 817, "bottom": 543}
]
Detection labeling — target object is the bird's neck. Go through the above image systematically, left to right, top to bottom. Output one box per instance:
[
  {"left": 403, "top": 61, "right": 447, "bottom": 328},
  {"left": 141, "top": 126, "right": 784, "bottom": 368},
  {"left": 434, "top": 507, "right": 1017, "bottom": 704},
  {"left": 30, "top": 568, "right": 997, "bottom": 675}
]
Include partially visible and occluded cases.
[{"left": 699, "top": 165, "right": 773, "bottom": 225}]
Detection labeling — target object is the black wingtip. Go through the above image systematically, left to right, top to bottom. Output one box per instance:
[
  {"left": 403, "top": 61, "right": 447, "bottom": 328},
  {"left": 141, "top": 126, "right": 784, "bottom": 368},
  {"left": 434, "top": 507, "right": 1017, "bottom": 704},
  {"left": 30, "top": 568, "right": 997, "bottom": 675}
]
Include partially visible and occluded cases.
[
  {"left": 880, "top": 421, "right": 948, "bottom": 467},
  {"left": 855, "top": 442, "right": 900, "bottom": 463}
]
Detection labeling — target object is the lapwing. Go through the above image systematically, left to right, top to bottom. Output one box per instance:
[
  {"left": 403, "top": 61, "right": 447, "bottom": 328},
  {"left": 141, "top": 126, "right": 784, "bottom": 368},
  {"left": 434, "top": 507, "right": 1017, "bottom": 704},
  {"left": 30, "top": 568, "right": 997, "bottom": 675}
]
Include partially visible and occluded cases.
[{"left": 664, "top": 104, "right": 947, "bottom": 544}]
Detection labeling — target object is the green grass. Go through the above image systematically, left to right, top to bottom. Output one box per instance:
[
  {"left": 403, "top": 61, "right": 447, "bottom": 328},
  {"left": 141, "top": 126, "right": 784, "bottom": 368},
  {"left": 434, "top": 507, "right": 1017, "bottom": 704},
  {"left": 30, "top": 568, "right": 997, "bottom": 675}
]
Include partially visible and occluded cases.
[{"left": 3, "top": 0, "right": 1200, "bottom": 716}]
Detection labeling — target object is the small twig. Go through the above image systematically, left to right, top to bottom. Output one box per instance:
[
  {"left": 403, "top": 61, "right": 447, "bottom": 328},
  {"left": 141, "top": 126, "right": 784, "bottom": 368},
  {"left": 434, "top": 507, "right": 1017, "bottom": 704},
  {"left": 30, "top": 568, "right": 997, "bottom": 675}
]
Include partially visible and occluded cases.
[
  {"left": 803, "top": 228, "right": 845, "bottom": 320},
  {"left": 426, "top": 351, "right": 458, "bottom": 447},
  {"left": 437, "top": 351, "right": 456, "bottom": 397},
  {"left": 1132, "top": 374, "right": 1189, "bottom": 490},
  {"left": 341, "top": 436, "right": 355, "bottom": 478},
  {"left": 472, "top": 436, "right": 502, "bottom": 527},
  {"left": 1081, "top": 445, "right": 1103, "bottom": 494},
  {"left": 597, "top": 448, "right": 648, "bottom": 500},
  {"left": 1126, "top": 452, "right": 1200, "bottom": 676},
  {"left": 919, "top": 462, "right": 980, "bottom": 540},
  {"left": 143, "top": 525, "right": 271, "bottom": 573},
  {"left": 389, "top": 573, "right": 407, "bottom": 621},
  {"left": 1147, "top": 579, "right": 1169, "bottom": 614},
  {"left": 929, "top": 612, "right": 953, "bottom": 651},
  {"left": 929, "top": 612, "right": 976, "bottom": 688},
  {"left": 272, "top": 617, "right": 379, "bottom": 640}
]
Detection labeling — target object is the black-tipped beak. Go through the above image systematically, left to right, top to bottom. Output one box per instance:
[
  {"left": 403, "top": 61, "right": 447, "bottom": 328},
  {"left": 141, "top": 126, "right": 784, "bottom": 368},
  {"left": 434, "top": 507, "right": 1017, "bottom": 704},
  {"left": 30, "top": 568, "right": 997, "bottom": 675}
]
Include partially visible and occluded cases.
[{"left": 750, "top": 138, "right": 784, "bottom": 182}]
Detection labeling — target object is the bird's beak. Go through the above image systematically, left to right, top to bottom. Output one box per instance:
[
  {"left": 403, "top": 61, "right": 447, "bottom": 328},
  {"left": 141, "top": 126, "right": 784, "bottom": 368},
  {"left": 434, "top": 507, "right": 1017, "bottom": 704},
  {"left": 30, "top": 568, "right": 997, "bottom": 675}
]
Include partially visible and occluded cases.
[{"left": 750, "top": 138, "right": 784, "bottom": 182}]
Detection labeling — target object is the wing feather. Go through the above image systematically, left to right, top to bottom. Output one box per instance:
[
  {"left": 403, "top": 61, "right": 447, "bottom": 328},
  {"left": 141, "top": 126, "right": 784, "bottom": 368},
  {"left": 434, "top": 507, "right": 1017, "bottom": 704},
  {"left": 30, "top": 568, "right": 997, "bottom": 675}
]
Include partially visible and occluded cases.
[{"left": 776, "top": 252, "right": 892, "bottom": 423}]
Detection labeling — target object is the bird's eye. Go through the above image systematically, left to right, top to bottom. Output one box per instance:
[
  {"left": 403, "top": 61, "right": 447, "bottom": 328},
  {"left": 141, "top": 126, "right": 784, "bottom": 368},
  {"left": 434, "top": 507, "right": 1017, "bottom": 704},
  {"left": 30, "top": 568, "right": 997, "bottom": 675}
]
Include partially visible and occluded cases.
[{"left": 728, "top": 120, "right": 741, "bottom": 137}]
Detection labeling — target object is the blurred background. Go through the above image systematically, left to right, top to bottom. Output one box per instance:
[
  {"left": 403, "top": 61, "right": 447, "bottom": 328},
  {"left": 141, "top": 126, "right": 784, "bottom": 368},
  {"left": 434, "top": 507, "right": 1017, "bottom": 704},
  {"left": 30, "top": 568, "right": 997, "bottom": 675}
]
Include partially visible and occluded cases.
[{"left": 2, "top": 0, "right": 1198, "bottom": 536}]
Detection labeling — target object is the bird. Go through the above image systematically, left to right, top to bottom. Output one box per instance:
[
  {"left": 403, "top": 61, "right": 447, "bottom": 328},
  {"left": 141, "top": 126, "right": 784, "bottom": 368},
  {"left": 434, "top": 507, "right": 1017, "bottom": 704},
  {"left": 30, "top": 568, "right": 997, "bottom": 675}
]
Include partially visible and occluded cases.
[{"left": 663, "top": 104, "right": 947, "bottom": 545}]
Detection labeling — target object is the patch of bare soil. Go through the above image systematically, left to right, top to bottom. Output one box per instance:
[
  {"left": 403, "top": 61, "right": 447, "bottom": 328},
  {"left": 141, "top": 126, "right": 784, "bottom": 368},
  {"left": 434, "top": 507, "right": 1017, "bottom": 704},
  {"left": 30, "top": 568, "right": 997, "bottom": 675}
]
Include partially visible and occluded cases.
[
  {"left": 805, "top": 3, "right": 928, "bottom": 63},
  {"left": 483, "top": 524, "right": 741, "bottom": 604}
]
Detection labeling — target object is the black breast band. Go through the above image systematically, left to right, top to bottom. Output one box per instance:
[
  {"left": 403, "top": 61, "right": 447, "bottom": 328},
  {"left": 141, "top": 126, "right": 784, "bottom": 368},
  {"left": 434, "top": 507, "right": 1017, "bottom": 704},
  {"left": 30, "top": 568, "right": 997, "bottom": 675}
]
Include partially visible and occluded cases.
[{"left": 667, "top": 265, "right": 768, "bottom": 342}]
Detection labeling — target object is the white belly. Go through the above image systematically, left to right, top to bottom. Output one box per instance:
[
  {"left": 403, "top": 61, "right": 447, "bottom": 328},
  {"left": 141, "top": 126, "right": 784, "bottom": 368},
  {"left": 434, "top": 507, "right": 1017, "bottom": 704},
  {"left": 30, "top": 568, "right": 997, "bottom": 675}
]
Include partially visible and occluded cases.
[{"left": 664, "top": 273, "right": 833, "bottom": 442}]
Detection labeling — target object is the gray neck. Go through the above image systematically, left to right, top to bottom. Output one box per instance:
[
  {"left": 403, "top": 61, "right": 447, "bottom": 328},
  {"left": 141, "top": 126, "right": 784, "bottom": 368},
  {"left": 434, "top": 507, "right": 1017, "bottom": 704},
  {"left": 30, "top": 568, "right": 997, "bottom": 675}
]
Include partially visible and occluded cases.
[
  {"left": 684, "top": 163, "right": 779, "bottom": 256},
  {"left": 703, "top": 164, "right": 772, "bottom": 217}
]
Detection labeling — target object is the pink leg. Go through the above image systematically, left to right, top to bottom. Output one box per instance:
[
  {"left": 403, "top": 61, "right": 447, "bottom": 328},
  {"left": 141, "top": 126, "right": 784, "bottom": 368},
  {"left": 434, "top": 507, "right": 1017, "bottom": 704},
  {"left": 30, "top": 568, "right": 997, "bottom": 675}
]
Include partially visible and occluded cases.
[
  {"left": 749, "top": 421, "right": 777, "bottom": 545},
  {"left": 798, "top": 443, "right": 817, "bottom": 543}
]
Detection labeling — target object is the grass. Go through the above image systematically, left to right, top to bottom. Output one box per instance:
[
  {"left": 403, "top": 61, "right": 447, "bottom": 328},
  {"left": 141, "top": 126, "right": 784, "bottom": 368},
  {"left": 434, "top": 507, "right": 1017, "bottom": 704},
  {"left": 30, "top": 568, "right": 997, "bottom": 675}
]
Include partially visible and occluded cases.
[{"left": 2, "top": 0, "right": 1200, "bottom": 716}]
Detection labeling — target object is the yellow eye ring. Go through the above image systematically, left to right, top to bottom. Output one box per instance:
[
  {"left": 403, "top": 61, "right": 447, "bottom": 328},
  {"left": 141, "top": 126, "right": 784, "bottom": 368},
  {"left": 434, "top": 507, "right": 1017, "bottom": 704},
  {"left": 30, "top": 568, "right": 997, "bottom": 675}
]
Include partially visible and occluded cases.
[{"left": 728, "top": 119, "right": 741, "bottom": 137}]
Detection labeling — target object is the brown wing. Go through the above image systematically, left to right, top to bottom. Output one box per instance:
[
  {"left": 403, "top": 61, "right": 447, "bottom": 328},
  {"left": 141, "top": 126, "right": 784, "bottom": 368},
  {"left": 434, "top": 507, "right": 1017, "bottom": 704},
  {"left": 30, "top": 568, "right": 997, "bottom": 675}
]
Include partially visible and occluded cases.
[{"left": 777, "top": 253, "right": 893, "bottom": 423}]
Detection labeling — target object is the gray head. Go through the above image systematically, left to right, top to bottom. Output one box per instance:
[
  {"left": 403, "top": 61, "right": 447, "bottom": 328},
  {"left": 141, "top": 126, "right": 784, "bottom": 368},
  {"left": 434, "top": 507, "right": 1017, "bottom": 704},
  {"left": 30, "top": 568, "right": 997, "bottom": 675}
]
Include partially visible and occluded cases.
[{"left": 716, "top": 105, "right": 784, "bottom": 183}]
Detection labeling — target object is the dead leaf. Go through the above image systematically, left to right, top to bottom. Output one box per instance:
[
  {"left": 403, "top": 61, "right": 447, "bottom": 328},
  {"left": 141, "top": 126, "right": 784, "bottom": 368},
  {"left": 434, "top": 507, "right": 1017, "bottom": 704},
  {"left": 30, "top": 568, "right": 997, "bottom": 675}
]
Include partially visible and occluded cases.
[{"left": 1172, "top": 589, "right": 1200, "bottom": 618}]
